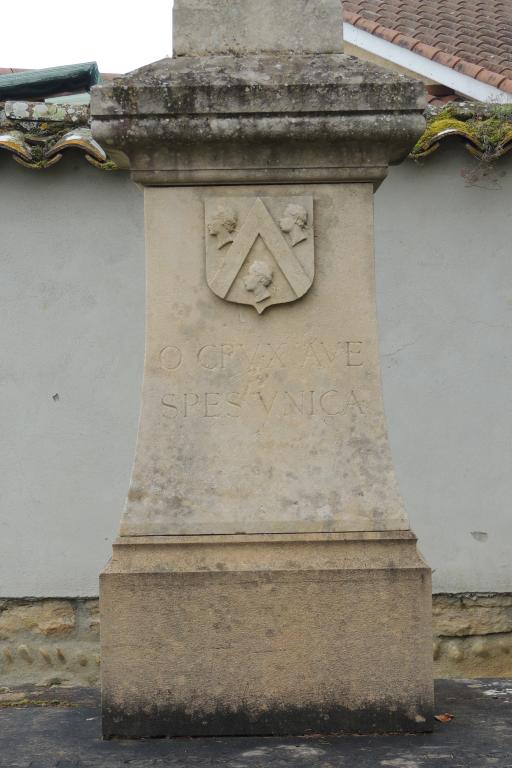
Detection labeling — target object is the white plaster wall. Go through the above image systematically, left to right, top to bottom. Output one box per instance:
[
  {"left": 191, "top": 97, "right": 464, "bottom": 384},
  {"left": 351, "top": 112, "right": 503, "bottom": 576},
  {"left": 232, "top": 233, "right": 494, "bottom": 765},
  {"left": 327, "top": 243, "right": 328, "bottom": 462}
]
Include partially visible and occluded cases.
[
  {"left": 0, "top": 145, "right": 511, "bottom": 596},
  {"left": 376, "top": 145, "right": 512, "bottom": 594},
  {"left": 0, "top": 156, "right": 144, "bottom": 597}
]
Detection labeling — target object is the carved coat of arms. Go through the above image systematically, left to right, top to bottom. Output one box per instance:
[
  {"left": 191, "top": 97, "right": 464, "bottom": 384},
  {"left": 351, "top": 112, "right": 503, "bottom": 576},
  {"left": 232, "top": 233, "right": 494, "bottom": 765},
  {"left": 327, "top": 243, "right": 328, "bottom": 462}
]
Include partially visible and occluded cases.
[{"left": 205, "top": 196, "right": 314, "bottom": 314}]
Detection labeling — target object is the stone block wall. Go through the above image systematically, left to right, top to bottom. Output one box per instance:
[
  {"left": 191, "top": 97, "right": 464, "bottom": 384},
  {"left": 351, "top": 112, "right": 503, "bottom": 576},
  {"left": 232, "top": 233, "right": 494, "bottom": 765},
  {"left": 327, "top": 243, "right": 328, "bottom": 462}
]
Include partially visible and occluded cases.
[
  {"left": 0, "top": 594, "right": 511, "bottom": 687},
  {"left": 433, "top": 594, "right": 512, "bottom": 678},
  {"left": 0, "top": 599, "right": 99, "bottom": 688}
]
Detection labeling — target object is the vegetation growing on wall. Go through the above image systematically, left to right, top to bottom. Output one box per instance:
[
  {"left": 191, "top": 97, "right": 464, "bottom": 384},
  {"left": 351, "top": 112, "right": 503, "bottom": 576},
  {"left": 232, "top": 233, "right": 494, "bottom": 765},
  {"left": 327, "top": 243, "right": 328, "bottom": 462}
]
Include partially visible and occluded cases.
[{"left": 411, "top": 103, "right": 512, "bottom": 162}]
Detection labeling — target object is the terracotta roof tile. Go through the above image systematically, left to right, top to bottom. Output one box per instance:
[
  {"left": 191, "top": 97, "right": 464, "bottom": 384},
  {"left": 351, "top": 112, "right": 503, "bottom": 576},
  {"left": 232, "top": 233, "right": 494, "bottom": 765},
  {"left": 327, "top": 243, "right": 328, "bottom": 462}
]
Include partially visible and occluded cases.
[
  {"left": 344, "top": 1, "right": 512, "bottom": 94},
  {"left": 344, "top": 10, "right": 360, "bottom": 24},
  {"left": 355, "top": 17, "right": 381, "bottom": 34},
  {"left": 376, "top": 26, "right": 401, "bottom": 43},
  {"left": 393, "top": 33, "right": 417, "bottom": 49},
  {"left": 434, "top": 34, "right": 460, "bottom": 48},
  {"left": 411, "top": 41, "right": 440, "bottom": 59},
  {"left": 432, "top": 51, "right": 461, "bottom": 68},
  {"left": 453, "top": 61, "right": 485, "bottom": 78},
  {"left": 475, "top": 70, "right": 508, "bottom": 88}
]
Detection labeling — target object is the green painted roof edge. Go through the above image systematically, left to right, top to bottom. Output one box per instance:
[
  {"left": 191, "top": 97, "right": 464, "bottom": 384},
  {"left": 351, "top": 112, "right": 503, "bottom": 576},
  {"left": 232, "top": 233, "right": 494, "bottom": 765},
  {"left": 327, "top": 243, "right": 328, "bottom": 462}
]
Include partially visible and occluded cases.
[{"left": 0, "top": 62, "right": 101, "bottom": 100}]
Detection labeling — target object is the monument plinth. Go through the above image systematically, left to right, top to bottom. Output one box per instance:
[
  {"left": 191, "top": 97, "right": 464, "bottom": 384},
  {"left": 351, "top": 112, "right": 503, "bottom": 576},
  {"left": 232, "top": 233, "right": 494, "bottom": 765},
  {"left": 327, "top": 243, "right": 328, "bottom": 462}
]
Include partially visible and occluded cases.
[{"left": 92, "top": 0, "right": 433, "bottom": 738}]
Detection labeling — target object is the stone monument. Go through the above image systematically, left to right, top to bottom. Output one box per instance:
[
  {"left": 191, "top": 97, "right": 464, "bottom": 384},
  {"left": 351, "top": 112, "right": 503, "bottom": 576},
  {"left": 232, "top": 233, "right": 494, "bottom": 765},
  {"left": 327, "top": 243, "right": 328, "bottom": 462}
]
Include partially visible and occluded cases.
[{"left": 91, "top": 0, "right": 434, "bottom": 738}]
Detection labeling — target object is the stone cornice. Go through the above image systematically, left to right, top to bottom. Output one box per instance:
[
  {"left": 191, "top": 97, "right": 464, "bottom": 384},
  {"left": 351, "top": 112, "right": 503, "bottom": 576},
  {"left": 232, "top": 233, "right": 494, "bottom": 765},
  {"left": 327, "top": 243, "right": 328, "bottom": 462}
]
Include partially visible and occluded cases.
[
  {"left": 90, "top": 53, "right": 426, "bottom": 187},
  {"left": 3, "top": 97, "right": 512, "bottom": 174}
]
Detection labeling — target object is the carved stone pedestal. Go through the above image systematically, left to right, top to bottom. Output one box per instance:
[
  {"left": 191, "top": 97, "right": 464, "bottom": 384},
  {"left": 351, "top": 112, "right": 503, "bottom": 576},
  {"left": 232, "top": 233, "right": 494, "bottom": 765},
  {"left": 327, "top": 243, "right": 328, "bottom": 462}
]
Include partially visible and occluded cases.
[
  {"left": 92, "top": 0, "right": 432, "bottom": 738},
  {"left": 116, "top": 183, "right": 411, "bottom": 538},
  {"left": 101, "top": 533, "right": 433, "bottom": 738}
]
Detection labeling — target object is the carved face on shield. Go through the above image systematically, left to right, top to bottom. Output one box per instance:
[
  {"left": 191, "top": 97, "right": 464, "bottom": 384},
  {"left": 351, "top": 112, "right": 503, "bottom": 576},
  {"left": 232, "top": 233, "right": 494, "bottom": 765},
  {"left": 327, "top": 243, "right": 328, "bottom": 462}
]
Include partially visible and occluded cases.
[
  {"left": 279, "top": 203, "right": 308, "bottom": 247},
  {"left": 243, "top": 260, "right": 274, "bottom": 303}
]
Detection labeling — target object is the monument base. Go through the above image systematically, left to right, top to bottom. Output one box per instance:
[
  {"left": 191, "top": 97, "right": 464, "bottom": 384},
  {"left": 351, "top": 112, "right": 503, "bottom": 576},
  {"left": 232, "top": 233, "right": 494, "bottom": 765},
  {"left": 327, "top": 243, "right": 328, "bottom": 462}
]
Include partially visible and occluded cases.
[{"left": 100, "top": 532, "right": 434, "bottom": 738}]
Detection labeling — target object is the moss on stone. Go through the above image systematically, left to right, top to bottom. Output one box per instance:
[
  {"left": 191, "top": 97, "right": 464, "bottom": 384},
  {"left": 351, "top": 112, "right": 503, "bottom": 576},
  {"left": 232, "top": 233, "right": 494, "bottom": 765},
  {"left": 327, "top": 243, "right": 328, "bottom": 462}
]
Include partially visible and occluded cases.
[
  {"left": 411, "top": 104, "right": 512, "bottom": 160},
  {"left": 0, "top": 699, "right": 76, "bottom": 708}
]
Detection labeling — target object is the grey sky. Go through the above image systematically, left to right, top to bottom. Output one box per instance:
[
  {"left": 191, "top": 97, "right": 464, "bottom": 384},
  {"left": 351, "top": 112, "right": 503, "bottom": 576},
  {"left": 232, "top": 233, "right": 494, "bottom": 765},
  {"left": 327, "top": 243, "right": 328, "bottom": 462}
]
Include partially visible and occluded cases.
[{"left": 1, "top": 1, "right": 173, "bottom": 75}]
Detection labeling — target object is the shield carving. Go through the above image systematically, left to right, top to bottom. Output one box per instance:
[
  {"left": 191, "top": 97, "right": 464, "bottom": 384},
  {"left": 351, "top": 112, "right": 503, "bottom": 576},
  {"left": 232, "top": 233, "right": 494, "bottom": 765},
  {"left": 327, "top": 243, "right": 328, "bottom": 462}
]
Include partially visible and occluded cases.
[{"left": 205, "top": 196, "right": 314, "bottom": 314}]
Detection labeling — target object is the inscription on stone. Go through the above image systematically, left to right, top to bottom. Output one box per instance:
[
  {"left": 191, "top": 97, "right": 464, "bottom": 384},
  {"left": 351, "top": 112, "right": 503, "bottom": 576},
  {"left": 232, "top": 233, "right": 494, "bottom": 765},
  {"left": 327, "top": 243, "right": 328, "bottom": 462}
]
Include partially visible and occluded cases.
[
  {"left": 119, "top": 185, "right": 409, "bottom": 536},
  {"left": 205, "top": 196, "right": 314, "bottom": 313},
  {"left": 159, "top": 338, "right": 365, "bottom": 420},
  {"left": 159, "top": 340, "right": 364, "bottom": 371},
  {"left": 161, "top": 390, "right": 364, "bottom": 419}
]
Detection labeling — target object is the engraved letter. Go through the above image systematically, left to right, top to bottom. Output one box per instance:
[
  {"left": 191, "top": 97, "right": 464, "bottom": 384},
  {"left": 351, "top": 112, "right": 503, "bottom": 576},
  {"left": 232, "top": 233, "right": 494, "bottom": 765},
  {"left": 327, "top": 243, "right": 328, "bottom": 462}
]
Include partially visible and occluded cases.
[
  {"left": 319, "top": 341, "right": 342, "bottom": 365},
  {"left": 346, "top": 341, "right": 363, "bottom": 367},
  {"left": 302, "top": 342, "right": 324, "bottom": 368},
  {"left": 239, "top": 343, "right": 261, "bottom": 370},
  {"left": 266, "top": 343, "right": 287, "bottom": 368},
  {"left": 221, "top": 344, "right": 235, "bottom": 369},
  {"left": 197, "top": 345, "right": 221, "bottom": 370},
  {"left": 160, "top": 346, "right": 182, "bottom": 370},
  {"left": 320, "top": 390, "right": 342, "bottom": 416},
  {"left": 347, "top": 390, "right": 364, "bottom": 414},
  {"left": 256, "top": 391, "right": 278, "bottom": 415},
  {"left": 284, "top": 391, "right": 304, "bottom": 415},
  {"left": 205, "top": 392, "right": 221, "bottom": 417},
  {"left": 226, "top": 392, "right": 242, "bottom": 417},
  {"left": 184, "top": 393, "right": 200, "bottom": 417},
  {"left": 161, "top": 394, "right": 178, "bottom": 418}
]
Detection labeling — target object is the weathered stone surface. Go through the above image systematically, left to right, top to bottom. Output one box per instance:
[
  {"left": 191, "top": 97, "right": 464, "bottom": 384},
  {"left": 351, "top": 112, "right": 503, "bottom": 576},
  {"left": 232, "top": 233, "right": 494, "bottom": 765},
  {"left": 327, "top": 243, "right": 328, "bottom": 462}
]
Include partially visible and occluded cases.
[
  {"left": 94, "top": 0, "right": 431, "bottom": 738},
  {"left": 173, "top": 0, "right": 344, "bottom": 56},
  {"left": 90, "top": 54, "right": 425, "bottom": 184},
  {"left": 93, "top": 54, "right": 424, "bottom": 117},
  {"left": 4, "top": 100, "right": 89, "bottom": 124},
  {"left": 121, "top": 184, "right": 408, "bottom": 536},
  {"left": 101, "top": 533, "right": 433, "bottom": 737},
  {"left": 2, "top": 594, "right": 512, "bottom": 688},
  {"left": 433, "top": 594, "right": 512, "bottom": 636},
  {"left": 0, "top": 599, "right": 99, "bottom": 685},
  {"left": 82, "top": 599, "right": 99, "bottom": 637},
  {"left": 0, "top": 600, "right": 75, "bottom": 639},
  {"left": 0, "top": 600, "right": 99, "bottom": 687},
  {"left": 434, "top": 633, "right": 512, "bottom": 678},
  {"left": 0, "top": 641, "right": 100, "bottom": 688}
]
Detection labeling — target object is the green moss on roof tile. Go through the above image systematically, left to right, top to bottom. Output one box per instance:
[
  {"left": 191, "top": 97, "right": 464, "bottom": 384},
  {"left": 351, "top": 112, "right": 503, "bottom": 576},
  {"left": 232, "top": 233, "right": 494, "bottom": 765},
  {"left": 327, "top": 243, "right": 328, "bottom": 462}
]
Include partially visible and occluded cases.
[
  {"left": 0, "top": 100, "right": 115, "bottom": 169},
  {"left": 411, "top": 104, "right": 512, "bottom": 160}
]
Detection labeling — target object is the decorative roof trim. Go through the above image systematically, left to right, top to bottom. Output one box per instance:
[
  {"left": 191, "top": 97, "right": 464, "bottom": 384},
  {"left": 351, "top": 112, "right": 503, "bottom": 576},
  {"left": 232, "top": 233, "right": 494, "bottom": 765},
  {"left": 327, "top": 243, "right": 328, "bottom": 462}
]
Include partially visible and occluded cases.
[
  {"left": 344, "top": 20, "right": 512, "bottom": 103},
  {"left": 0, "top": 62, "right": 100, "bottom": 100},
  {"left": 2, "top": 99, "right": 512, "bottom": 171},
  {"left": 0, "top": 100, "right": 116, "bottom": 170},
  {"left": 4, "top": 100, "right": 89, "bottom": 124},
  {"left": 410, "top": 104, "right": 512, "bottom": 161},
  {"left": 0, "top": 126, "right": 114, "bottom": 170}
]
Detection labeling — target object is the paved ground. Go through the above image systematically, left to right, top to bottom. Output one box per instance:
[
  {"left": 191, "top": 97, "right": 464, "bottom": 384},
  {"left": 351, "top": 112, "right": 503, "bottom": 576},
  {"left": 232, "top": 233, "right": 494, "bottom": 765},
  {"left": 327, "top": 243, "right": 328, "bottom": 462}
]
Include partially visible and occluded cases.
[{"left": 1, "top": 679, "right": 511, "bottom": 767}]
